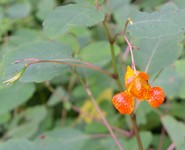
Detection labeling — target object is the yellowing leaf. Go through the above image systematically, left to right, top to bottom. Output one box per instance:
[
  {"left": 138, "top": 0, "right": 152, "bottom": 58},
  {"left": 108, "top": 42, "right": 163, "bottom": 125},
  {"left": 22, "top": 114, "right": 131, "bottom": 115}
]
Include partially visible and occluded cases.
[
  {"left": 78, "top": 88, "right": 113, "bottom": 123},
  {"left": 97, "top": 88, "right": 113, "bottom": 103}
]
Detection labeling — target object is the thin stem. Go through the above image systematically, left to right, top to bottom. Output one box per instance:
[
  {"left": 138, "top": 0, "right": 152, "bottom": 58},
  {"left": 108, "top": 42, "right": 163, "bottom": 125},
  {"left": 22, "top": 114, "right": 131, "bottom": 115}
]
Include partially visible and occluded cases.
[
  {"left": 95, "top": 0, "right": 101, "bottom": 10},
  {"left": 103, "top": 18, "right": 143, "bottom": 150},
  {"left": 123, "top": 18, "right": 133, "bottom": 35},
  {"left": 122, "top": 20, "right": 144, "bottom": 150},
  {"left": 103, "top": 21, "right": 123, "bottom": 91},
  {"left": 124, "top": 35, "right": 136, "bottom": 73},
  {"left": 22, "top": 59, "right": 113, "bottom": 78},
  {"left": 78, "top": 76, "right": 124, "bottom": 150},
  {"left": 45, "top": 82, "right": 131, "bottom": 138},
  {"left": 134, "top": 100, "right": 141, "bottom": 113},
  {"left": 72, "top": 105, "right": 131, "bottom": 137},
  {"left": 130, "top": 113, "right": 143, "bottom": 150},
  {"left": 157, "top": 127, "right": 166, "bottom": 150},
  {"left": 167, "top": 143, "right": 175, "bottom": 150}
]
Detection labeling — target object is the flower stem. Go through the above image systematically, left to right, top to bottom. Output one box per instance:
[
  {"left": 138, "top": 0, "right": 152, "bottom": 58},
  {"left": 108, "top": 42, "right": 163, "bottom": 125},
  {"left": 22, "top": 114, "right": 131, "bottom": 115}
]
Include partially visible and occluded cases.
[
  {"left": 103, "top": 18, "right": 144, "bottom": 150},
  {"left": 103, "top": 21, "right": 123, "bottom": 91},
  {"left": 123, "top": 28, "right": 144, "bottom": 150},
  {"left": 124, "top": 35, "right": 136, "bottom": 73},
  {"left": 130, "top": 113, "right": 143, "bottom": 150}
]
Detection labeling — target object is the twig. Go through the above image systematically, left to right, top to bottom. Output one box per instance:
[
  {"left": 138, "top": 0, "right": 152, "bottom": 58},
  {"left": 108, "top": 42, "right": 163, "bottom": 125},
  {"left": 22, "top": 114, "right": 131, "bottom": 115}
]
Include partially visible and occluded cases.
[
  {"left": 103, "top": 21, "right": 123, "bottom": 91},
  {"left": 123, "top": 35, "right": 136, "bottom": 73},
  {"left": 78, "top": 75, "right": 124, "bottom": 150},
  {"left": 130, "top": 113, "right": 143, "bottom": 150},
  {"left": 157, "top": 127, "right": 166, "bottom": 150},
  {"left": 167, "top": 143, "right": 175, "bottom": 150}
]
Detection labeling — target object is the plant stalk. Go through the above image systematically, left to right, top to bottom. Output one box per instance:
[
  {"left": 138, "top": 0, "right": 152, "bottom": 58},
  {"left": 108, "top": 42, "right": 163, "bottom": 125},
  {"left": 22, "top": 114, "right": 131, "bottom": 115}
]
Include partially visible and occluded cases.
[
  {"left": 103, "top": 21, "right": 123, "bottom": 91},
  {"left": 78, "top": 76, "right": 124, "bottom": 150},
  {"left": 130, "top": 113, "right": 143, "bottom": 150}
]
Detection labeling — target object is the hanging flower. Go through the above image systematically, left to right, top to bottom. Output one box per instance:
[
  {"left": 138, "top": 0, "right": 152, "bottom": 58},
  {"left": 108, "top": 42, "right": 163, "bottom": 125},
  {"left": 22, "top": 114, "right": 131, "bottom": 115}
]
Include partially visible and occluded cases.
[{"left": 112, "top": 66, "right": 165, "bottom": 114}]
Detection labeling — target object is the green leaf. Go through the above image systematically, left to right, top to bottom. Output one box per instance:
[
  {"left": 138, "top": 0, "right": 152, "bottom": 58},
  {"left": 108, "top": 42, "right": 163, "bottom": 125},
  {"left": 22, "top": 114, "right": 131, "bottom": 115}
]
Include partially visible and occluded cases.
[
  {"left": 36, "top": 0, "right": 56, "bottom": 20},
  {"left": 72, "top": 0, "right": 105, "bottom": 5},
  {"left": 108, "top": 0, "right": 138, "bottom": 28},
  {"left": 138, "top": 0, "right": 165, "bottom": 12},
  {"left": 173, "top": 0, "right": 185, "bottom": 9},
  {"left": 6, "top": 2, "right": 31, "bottom": 19},
  {"left": 43, "top": 4, "right": 105, "bottom": 38},
  {"left": 128, "top": 4, "right": 185, "bottom": 38},
  {"left": 69, "top": 26, "right": 92, "bottom": 47},
  {"left": 8, "top": 28, "right": 43, "bottom": 46},
  {"left": 59, "top": 33, "right": 80, "bottom": 52},
  {"left": 133, "top": 34, "right": 183, "bottom": 75},
  {"left": 2, "top": 41, "right": 73, "bottom": 82},
  {"left": 79, "top": 41, "right": 120, "bottom": 66},
  {"left": 175, "top": 59, "right": 185, "bottom": 79},
  {"left": 152, "top": 66, "right": 183, "bottom": 97},
  {"left": 179, "top": 81, "right": 185, "bottom": 99},
  {"left": 0, "top": 82, "right": 35, "bottom": 114},
  {"left": 47, "top": 86, "right": 65, "bottom": 106},
  {"left": 136, "top": 101, "right": 152, "bottom": 126},
  {"left": 168, "top": 102, "right": 185, "bottom": 120},
  {"left": 24, "top": 105, "right": 48, "bottom": 123},
  {"left": 5, "top": 106, "right": 47, "bottom": 138},
  {"left": 0, "top": 112, "right": 11, "bottom": 124},
  {"left": 162, "top": 115, "right": 185, "bottom": 150},
  {"left": 5, "top": 122, "right": 38, "bottom": 138},
  {"left": 84, "top": 122, "right": 108, "bottom": 134},
  {"left": 37, "top": 128, "right": 89, "bottom": 150},
  {"left": 100, "top": 132, "right": 152, "bottom": 150},
  {"left": 126, "top": 132, "right": 152, "bottom": 150},
  {"left": 152, "top": 134, "right": 171, "bottom": 150},
  {"left": 100, "top": 138, "right": 125, "bottom": 150},
  {"left": 0, "top": 139, "right": 36, "bottom": 150},
  {"left": 82, "top": 139, "right": 103, "bottom": 150}
]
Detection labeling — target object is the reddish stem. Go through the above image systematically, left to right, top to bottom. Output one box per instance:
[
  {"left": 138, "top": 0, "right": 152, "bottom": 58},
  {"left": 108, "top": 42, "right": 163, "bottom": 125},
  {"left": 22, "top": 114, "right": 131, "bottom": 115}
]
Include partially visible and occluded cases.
[{"left": 124, "top": 35, "right": 136, "bottom": 73}]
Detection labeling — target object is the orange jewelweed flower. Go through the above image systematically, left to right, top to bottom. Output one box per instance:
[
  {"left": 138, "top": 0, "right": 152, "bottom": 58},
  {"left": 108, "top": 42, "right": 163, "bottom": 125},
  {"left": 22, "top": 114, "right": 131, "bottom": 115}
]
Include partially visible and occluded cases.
[
  {"left": 112, "top": 66, "right": 165, "bottom": 114},
  {"left": 147, "top": 86, "right": 165, "bottom": 108},
  {"left": 112, "top": 91, "right": 134, "bottom": 114}
]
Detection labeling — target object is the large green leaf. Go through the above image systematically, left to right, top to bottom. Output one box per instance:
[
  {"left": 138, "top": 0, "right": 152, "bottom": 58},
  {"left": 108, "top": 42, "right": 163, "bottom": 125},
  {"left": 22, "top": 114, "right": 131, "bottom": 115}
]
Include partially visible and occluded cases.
[
  {"left": 36, "top": 0, "right": 56, "bottom": 20},
  {"left": 108, "top": 0, "right": 138, "bottom": 28},
  {"left": 171, "top": 0, "right": 185, "bottom": 9},
  {"left": 6, "top": 2, "right": 31, "bottom": 19},
  {"left": 128, "top": 3, "right": 185, "bottom": 39},
  {"left": 43, "top": 4, "right": 105, "bottom": 38},
  {"left": 7, "top": 28, "right": 43, "bottom": 46},
  {"left": 133, "top": 34, "right": 183, "bottom": 75},
  {"left": 2, "top": 41, "right": 73, "bottom": 82},
  {"left": 79, "top": 41, "right": 120, "bottom": 66},
  {"left": 175, "top": 59, "right": 185, "bottom": 79},
  {"left": 152, "top": 66, "right": 183, "bottom": 97},
  {"left": 179, "top": 80, "right": 185, "bottom": 99},
  {"left": 0, "top": 82, "right": 35, "bottom": 114},
  {"left": 47, "top": 86, "right": 65, "bottom": 106},
  {"left": 136, "top": 101, "right": 152, "bottom": 126},
  {"left": 5, "top": 106, "right": 47, "bottom": 138},
  {"left": 162, "top": 115, "right": 185, "bottom": 150},
  {"left": 0, "top": 128, "right": 89, "bottom": 150},
  {"left": 37, "top": 128, "right": 89, "bottom": 150},
  {"left": 100, "top": 131, "right": 152, "bottom": 150},
  {"left": 125, "top": 131, "right": 152, "bottom": 150},
  {"left": 0, "top": 139, "right": 36, "bottom": 150}
]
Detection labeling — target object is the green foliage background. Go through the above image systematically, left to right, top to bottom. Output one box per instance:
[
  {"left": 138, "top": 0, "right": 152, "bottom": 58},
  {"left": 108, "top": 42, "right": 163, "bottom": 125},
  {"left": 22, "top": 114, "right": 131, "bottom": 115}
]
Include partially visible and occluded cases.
[{"left": 0, "top": 0, "right": 185, "bottom": 149}]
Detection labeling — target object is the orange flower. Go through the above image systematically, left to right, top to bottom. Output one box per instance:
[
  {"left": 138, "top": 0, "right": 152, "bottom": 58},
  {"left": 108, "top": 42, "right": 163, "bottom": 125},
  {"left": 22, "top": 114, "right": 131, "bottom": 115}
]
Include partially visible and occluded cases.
[
  {"left": 112, "top": 66, "right": 165, "bottom": 114},
  {"left": 147, "top": 86, "right": 165, "bottom": 108},
  {"left": 112, "top": 91, "right": 134, "bottom": 114}
]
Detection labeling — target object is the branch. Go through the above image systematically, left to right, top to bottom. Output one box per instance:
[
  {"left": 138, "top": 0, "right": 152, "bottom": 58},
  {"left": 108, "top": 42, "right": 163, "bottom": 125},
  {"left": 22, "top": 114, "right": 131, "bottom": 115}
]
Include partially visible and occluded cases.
[{"left": 78, "top": 75, "right": 124, "bottom": 150}]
